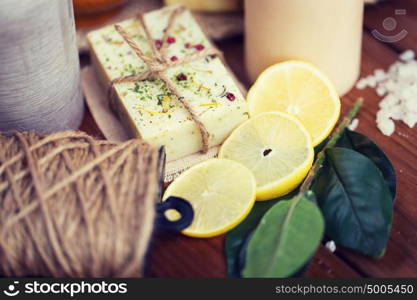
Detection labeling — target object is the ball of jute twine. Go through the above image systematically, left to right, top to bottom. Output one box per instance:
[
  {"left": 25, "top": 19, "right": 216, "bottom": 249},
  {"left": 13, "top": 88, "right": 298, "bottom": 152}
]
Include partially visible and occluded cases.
[{"left": 0, "top": 131, "right": 163, "bottom": 277}]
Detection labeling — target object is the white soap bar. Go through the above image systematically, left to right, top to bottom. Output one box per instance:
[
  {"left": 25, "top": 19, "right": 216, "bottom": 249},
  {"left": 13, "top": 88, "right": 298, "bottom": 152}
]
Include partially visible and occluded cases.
[{"left": 87, "top": 6, "right": 248, "bottom": 161}]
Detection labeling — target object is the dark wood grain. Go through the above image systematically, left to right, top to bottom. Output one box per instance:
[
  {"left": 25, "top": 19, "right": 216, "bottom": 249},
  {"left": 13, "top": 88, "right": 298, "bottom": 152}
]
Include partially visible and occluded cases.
[
  {"left": 79, "top": 0, "right": 417, "bottom": 278},
  {"left": 364, "top": 0, "right": 417, "bottom": 52},
  {"left": 332, "top": 31, "right": 417, "bottom": 278},
  {"left": 149, "top": 234, "right": 226, "bottom": 278},
  {"left": 305, "top": 246, "right": 362, "bottom": 278}
]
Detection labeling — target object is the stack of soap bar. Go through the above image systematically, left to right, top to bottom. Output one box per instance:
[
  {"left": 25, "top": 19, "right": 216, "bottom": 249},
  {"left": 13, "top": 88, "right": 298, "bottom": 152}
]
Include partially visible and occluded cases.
[{"left": 87, "top": 6, "right": 248, "bottom": 161}]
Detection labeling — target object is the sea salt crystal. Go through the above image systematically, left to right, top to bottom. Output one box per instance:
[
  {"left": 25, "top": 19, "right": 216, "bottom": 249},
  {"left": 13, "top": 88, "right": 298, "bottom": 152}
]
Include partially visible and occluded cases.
[
  {"left": 355, "top": 49, "right": 417, "bottom": 136},
  {"left": 400, "top": 49, "right": 415, "bottom": 62},
  {"left": 389, "top": 62, "right": 400, "bottom": 74},
  {"left": 398, "top": 63, "right": 417, "bottom": 79},
  {"left": 374, "top": 69, "right": 387, "bottom": 81},
  {"left": 367, "top": 76, "right": 377, "bottom": 88},
  {"left": 355, "top": 78, "right": 368, "bottom": 89},
  {"left": 384, "top": 79, "right": 396, "bottom": 93},
  {"left": 376, "top": 86, "right": 386, "bottom": 96},
  {"left": 389, "top": 105, "right": 403, "bottom": 120},
  {"left": 404, "top": 113, "right": 417, "bottom": 128},
  {"left": 377, "top": 115, "right": 395, "bottom": 136},
  {"left": 348, "top": 118, "right": 359, "bottom": 131},
  {"left": 398, "top": 132, "right": 409, "bottom": 138},
  {"left": 325, "top": 240, "right": 336, "bottom": 253}
]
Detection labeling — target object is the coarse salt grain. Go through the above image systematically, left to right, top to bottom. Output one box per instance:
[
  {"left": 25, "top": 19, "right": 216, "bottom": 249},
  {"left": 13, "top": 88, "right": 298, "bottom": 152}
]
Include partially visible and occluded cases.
[
  {"left": 355, "top": 49, "right": 417, "bottom": 136},
  {"left": 400, "top": 49, "right": 415, "bottom": 62},
  {"left": 374, "top": 69, "right": 387, "bottom": 81},
  {"left": 368, "top": 76, "right": 377, "bottom": 88},
  {"left": 355, "top": 78, "right": 367, "bottom": 90},
  {"left": 376, "top": 86, "right": 386, "bottom": 96},
  {"left": 378, "top": 115, "right": 395, "bottom": 136},
  {"left": 348, "top": 118, "right": 359, "bottom": 131},
  {"left": 325, "top": 240, "right": 336, "bottom": 253}
]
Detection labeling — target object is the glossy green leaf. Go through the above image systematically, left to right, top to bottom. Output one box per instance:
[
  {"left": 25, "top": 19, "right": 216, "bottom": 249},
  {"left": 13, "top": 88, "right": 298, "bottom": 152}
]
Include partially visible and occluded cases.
[
  {"left": 337, "top": 130, "right": 396, "bottom": 200},
  {"left": 314, "top": 137, "right": 329, "bottom": 153},
  {"left": 311, "top": 147, "right": 393, "bottom": 258},
  {"left": 225, "top": 190, "right": 298, "bottom": 277},
  {"left": 242, "top": 193, "right": 324, "bottom": 278},
  {"left": 225, "top": 198, "right": 280, "bottom": 277}
]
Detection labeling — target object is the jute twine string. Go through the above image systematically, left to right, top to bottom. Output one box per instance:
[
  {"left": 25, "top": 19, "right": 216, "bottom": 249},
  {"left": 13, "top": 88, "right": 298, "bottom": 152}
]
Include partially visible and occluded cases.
[
  {"left": 110, "top": 6, "right": 222, "bottom": 153},
  {"left": 0, "top": 131, "right": 162, "bottom": 277}
]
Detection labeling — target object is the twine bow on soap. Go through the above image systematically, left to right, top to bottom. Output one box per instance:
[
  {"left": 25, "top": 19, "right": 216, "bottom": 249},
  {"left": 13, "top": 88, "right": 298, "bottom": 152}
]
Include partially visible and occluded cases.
[{"left": 110, "top": 6, "right": 222, "bottom": 153}]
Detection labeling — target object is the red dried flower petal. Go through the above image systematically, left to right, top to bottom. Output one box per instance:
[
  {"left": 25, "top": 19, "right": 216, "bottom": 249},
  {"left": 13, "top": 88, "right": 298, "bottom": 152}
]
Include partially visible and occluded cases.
[
  {"left": 167, "top": 36, "right": 176, "bottom": 44},
  {"left": 155, "top": 39, "right": 163, "bottom": 49},
  {"left": 194, "top": 44, "right": 205, "bottom": 51},
  {"left": 176, "top": 73, "right": 187, "bottom": 81},
  {"left": 226, "top": 92, "right": 236, "bottom": 101}
]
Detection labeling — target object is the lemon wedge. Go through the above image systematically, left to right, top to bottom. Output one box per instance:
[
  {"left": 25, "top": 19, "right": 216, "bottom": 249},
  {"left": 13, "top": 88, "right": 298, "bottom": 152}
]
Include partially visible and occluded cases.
[
  {"left": 247, "top": 61, "right": 341, "bottom": 146},
  {"left": 219, "top": 112, "right": 314, "bottom": 200},
  {"left": 163, "top": 159, "right": 256, "bottom": 237}
]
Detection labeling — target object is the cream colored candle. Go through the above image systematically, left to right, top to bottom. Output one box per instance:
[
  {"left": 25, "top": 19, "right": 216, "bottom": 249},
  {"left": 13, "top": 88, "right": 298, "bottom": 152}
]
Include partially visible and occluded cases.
[{"left": 245, "top": 0, "right": 364, "bottom": 96}]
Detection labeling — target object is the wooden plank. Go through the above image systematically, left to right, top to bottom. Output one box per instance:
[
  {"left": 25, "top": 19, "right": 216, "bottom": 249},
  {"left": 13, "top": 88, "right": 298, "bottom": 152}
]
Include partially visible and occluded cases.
[
  {"left": 364, "top": 0, "right": 417, "bottom": 52},
  {"left": 78, "top": 4, "right": 417, "bottom": 278},
  {"left": 335, "top": 32, "right": 417, "bottom": 277},
  {"left": 343, "top": 32, "right": 417, "bottom": 224},
  {"left": 147, "top": 35, "right": 364, "bottom": 279},
  {"left": 336, "top": 217, "right": 417, "bottom": 277},
  {"left": 149, "top": 234, "right": 226, "bottom": 278},
  {"left": 148, "top": 235, "right": 362, "bottom": 278},
  {"left": 305, "top": 246, "right": 362, "bottom": 278}
]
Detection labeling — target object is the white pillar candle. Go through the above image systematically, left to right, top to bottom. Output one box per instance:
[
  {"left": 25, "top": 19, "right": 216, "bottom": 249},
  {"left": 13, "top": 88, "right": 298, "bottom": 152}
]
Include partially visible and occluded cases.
[{"left": 245, "top": 0, "right": 364, "bottom": 96}]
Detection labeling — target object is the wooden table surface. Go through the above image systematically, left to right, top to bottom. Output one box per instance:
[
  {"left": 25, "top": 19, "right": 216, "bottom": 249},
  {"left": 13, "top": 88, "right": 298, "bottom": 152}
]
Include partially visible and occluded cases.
[{"left": 79, "top": 0, "right": 417, "bottom": 277}]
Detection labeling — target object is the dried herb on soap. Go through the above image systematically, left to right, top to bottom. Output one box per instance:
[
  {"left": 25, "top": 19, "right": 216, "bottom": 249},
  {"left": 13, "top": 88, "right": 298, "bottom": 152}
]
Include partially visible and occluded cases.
[{"left": 134, "top": 83, "right": 141, "bottom": 94}]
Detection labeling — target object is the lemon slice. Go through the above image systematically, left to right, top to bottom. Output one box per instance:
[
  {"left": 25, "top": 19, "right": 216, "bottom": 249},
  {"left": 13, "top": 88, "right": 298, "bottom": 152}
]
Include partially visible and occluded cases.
[
  {"left": 247, "top": 61, "right": 341, "bottom": 146},
  {"left": 219, "top": 112, "right": 314, "bottom": 201},
  {"left": 163, "top": 159, "right": 256, "bottom": 238}
]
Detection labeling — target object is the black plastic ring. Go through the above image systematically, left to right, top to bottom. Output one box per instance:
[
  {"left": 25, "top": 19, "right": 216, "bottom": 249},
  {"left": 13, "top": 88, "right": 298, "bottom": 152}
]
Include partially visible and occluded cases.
[{"left": 155, "top": 196, "right": 194, "bottom": 232}]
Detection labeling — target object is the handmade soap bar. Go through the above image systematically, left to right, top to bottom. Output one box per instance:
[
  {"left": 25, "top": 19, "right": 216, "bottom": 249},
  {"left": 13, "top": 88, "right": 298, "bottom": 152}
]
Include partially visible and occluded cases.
[{"left": 87, "top": 6, "right": 248, "bottom": 161}]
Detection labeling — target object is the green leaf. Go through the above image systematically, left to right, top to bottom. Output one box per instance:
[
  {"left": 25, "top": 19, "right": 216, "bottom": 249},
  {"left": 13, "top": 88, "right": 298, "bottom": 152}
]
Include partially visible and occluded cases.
[
  {"left": 337, "top": 130, "right": 396, "bottom": 200},
  {"left": 314, "top": 137, "right": 329, "bottom": 153},
  {"left": 311, "top": 147, "right": 393, "bottom": 258},
  {"left": 225, "top": 190, "right": 298, "bottom": 277},
  {"left": 242, "top": 194, "right": 324, "bottom": 278},
  {"left": 225, "top": 198, "right": 280, "bottom": 277}
]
